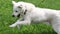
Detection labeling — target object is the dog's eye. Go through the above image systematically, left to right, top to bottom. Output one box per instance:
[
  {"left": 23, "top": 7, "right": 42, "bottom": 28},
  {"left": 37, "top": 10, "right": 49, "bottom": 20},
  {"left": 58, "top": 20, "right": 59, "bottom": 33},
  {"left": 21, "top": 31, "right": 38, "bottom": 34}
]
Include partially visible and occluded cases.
[{"left": 16, "top": 11, "right": 18, "bottom": 12}]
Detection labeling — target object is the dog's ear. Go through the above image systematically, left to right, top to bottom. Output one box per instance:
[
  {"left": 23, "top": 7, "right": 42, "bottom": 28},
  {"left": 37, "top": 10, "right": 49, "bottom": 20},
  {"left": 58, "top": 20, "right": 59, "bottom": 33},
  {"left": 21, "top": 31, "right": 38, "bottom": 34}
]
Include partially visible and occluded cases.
[
  {"left": 12, "top": 1, "right": 16, "bottom": 4},
  {"left": 18, "top": 5, "right": 22, "bottom": 8},
  {"left": 26, "top": 6, "right": 33, "bottom": 12}
]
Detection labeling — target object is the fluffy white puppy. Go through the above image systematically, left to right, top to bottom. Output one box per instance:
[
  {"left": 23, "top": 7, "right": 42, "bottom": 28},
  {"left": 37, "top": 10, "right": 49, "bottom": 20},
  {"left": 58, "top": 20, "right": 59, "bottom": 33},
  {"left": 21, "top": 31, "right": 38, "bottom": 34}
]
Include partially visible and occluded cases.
[{"left": 10, "top": 1, "right": 60, "bottom": 34}]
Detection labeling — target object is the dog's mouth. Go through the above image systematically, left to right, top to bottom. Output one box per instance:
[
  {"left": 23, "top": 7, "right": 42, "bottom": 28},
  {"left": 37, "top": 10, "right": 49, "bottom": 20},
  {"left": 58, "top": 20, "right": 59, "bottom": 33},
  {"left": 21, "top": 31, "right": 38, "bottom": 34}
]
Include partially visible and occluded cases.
[{"left": 17, "top": 14, "right": 20, "bottom": 17}]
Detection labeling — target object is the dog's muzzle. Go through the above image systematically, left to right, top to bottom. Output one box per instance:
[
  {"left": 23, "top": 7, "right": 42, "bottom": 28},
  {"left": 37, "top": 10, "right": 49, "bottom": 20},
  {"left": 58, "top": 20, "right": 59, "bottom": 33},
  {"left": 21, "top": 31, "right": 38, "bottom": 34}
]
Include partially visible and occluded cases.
[{"left": 12, "top": 14, "right": 20, "bottom": 17}]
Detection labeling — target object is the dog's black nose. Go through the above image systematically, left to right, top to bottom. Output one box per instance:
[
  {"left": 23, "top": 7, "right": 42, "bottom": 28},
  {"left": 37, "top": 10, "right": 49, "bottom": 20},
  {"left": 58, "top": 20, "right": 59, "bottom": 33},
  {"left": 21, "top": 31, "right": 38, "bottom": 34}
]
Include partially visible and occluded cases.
[
  {"left": 17, "top": 14, "right": 20, "bottom": 17},
  {"left": 12, "top": 15, "right": 15, "bottom": 17}
]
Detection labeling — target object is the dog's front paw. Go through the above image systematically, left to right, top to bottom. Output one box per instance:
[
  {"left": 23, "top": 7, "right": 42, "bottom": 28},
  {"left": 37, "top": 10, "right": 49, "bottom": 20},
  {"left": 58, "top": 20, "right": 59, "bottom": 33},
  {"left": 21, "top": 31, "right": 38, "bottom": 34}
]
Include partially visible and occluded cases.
[{"left": 9, "top": 24, "right": 16, "bottom": 28}]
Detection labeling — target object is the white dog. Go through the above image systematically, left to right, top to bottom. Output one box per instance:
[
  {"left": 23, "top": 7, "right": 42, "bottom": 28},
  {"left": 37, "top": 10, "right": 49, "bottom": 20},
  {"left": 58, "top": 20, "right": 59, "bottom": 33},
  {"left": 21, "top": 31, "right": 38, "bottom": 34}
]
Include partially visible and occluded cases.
[{"left": 10, "top": 1, "right": 60, "bottom": 34}]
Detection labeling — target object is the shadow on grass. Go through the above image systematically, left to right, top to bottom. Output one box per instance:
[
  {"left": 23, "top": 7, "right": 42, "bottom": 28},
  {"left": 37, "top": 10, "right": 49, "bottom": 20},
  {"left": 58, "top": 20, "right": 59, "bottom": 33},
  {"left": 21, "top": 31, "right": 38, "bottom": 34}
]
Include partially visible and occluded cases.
[
  {"left": 1, "top": 24, "right": 57, "bottom": 34},
  {"left": 17, "top": 24, "right": 57, "bottom": 34}
]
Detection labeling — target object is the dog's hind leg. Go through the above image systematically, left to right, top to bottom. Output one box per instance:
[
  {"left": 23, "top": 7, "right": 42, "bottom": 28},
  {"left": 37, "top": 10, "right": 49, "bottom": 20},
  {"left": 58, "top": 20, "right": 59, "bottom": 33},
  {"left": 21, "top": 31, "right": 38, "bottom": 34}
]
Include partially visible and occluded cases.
[{"left": 51, "top": 15, "right": 60, "bottom": 34}]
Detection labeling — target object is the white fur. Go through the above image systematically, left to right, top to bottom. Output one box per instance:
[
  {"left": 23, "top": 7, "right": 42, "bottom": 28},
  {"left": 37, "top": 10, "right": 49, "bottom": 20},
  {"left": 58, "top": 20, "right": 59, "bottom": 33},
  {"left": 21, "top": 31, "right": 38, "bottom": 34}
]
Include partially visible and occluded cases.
[{"left": 10, "top": 1, "right": 60, "bottom": 34}]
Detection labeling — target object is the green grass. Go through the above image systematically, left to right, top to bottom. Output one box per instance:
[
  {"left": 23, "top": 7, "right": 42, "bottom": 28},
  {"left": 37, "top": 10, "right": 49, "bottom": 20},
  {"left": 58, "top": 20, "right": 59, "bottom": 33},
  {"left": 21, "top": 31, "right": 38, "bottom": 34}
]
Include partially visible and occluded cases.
[{"left": 0, "top": 0, "right": 60, "bottom": 34}]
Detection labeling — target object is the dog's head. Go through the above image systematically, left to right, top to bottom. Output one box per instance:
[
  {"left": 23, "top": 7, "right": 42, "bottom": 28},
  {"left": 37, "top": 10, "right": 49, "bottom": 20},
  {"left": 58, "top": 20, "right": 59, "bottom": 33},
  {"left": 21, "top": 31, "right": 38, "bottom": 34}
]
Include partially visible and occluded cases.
[{"left": 12, "top": 1, "right": 35, "bottom": 17}]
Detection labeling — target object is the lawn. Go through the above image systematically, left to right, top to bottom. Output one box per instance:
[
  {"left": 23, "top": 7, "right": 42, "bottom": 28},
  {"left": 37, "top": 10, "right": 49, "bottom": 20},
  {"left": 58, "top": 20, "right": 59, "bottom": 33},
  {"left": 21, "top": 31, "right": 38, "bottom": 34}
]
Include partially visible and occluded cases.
[{"left": 0, "top": 0, "right": 60, "bottom": 34}]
